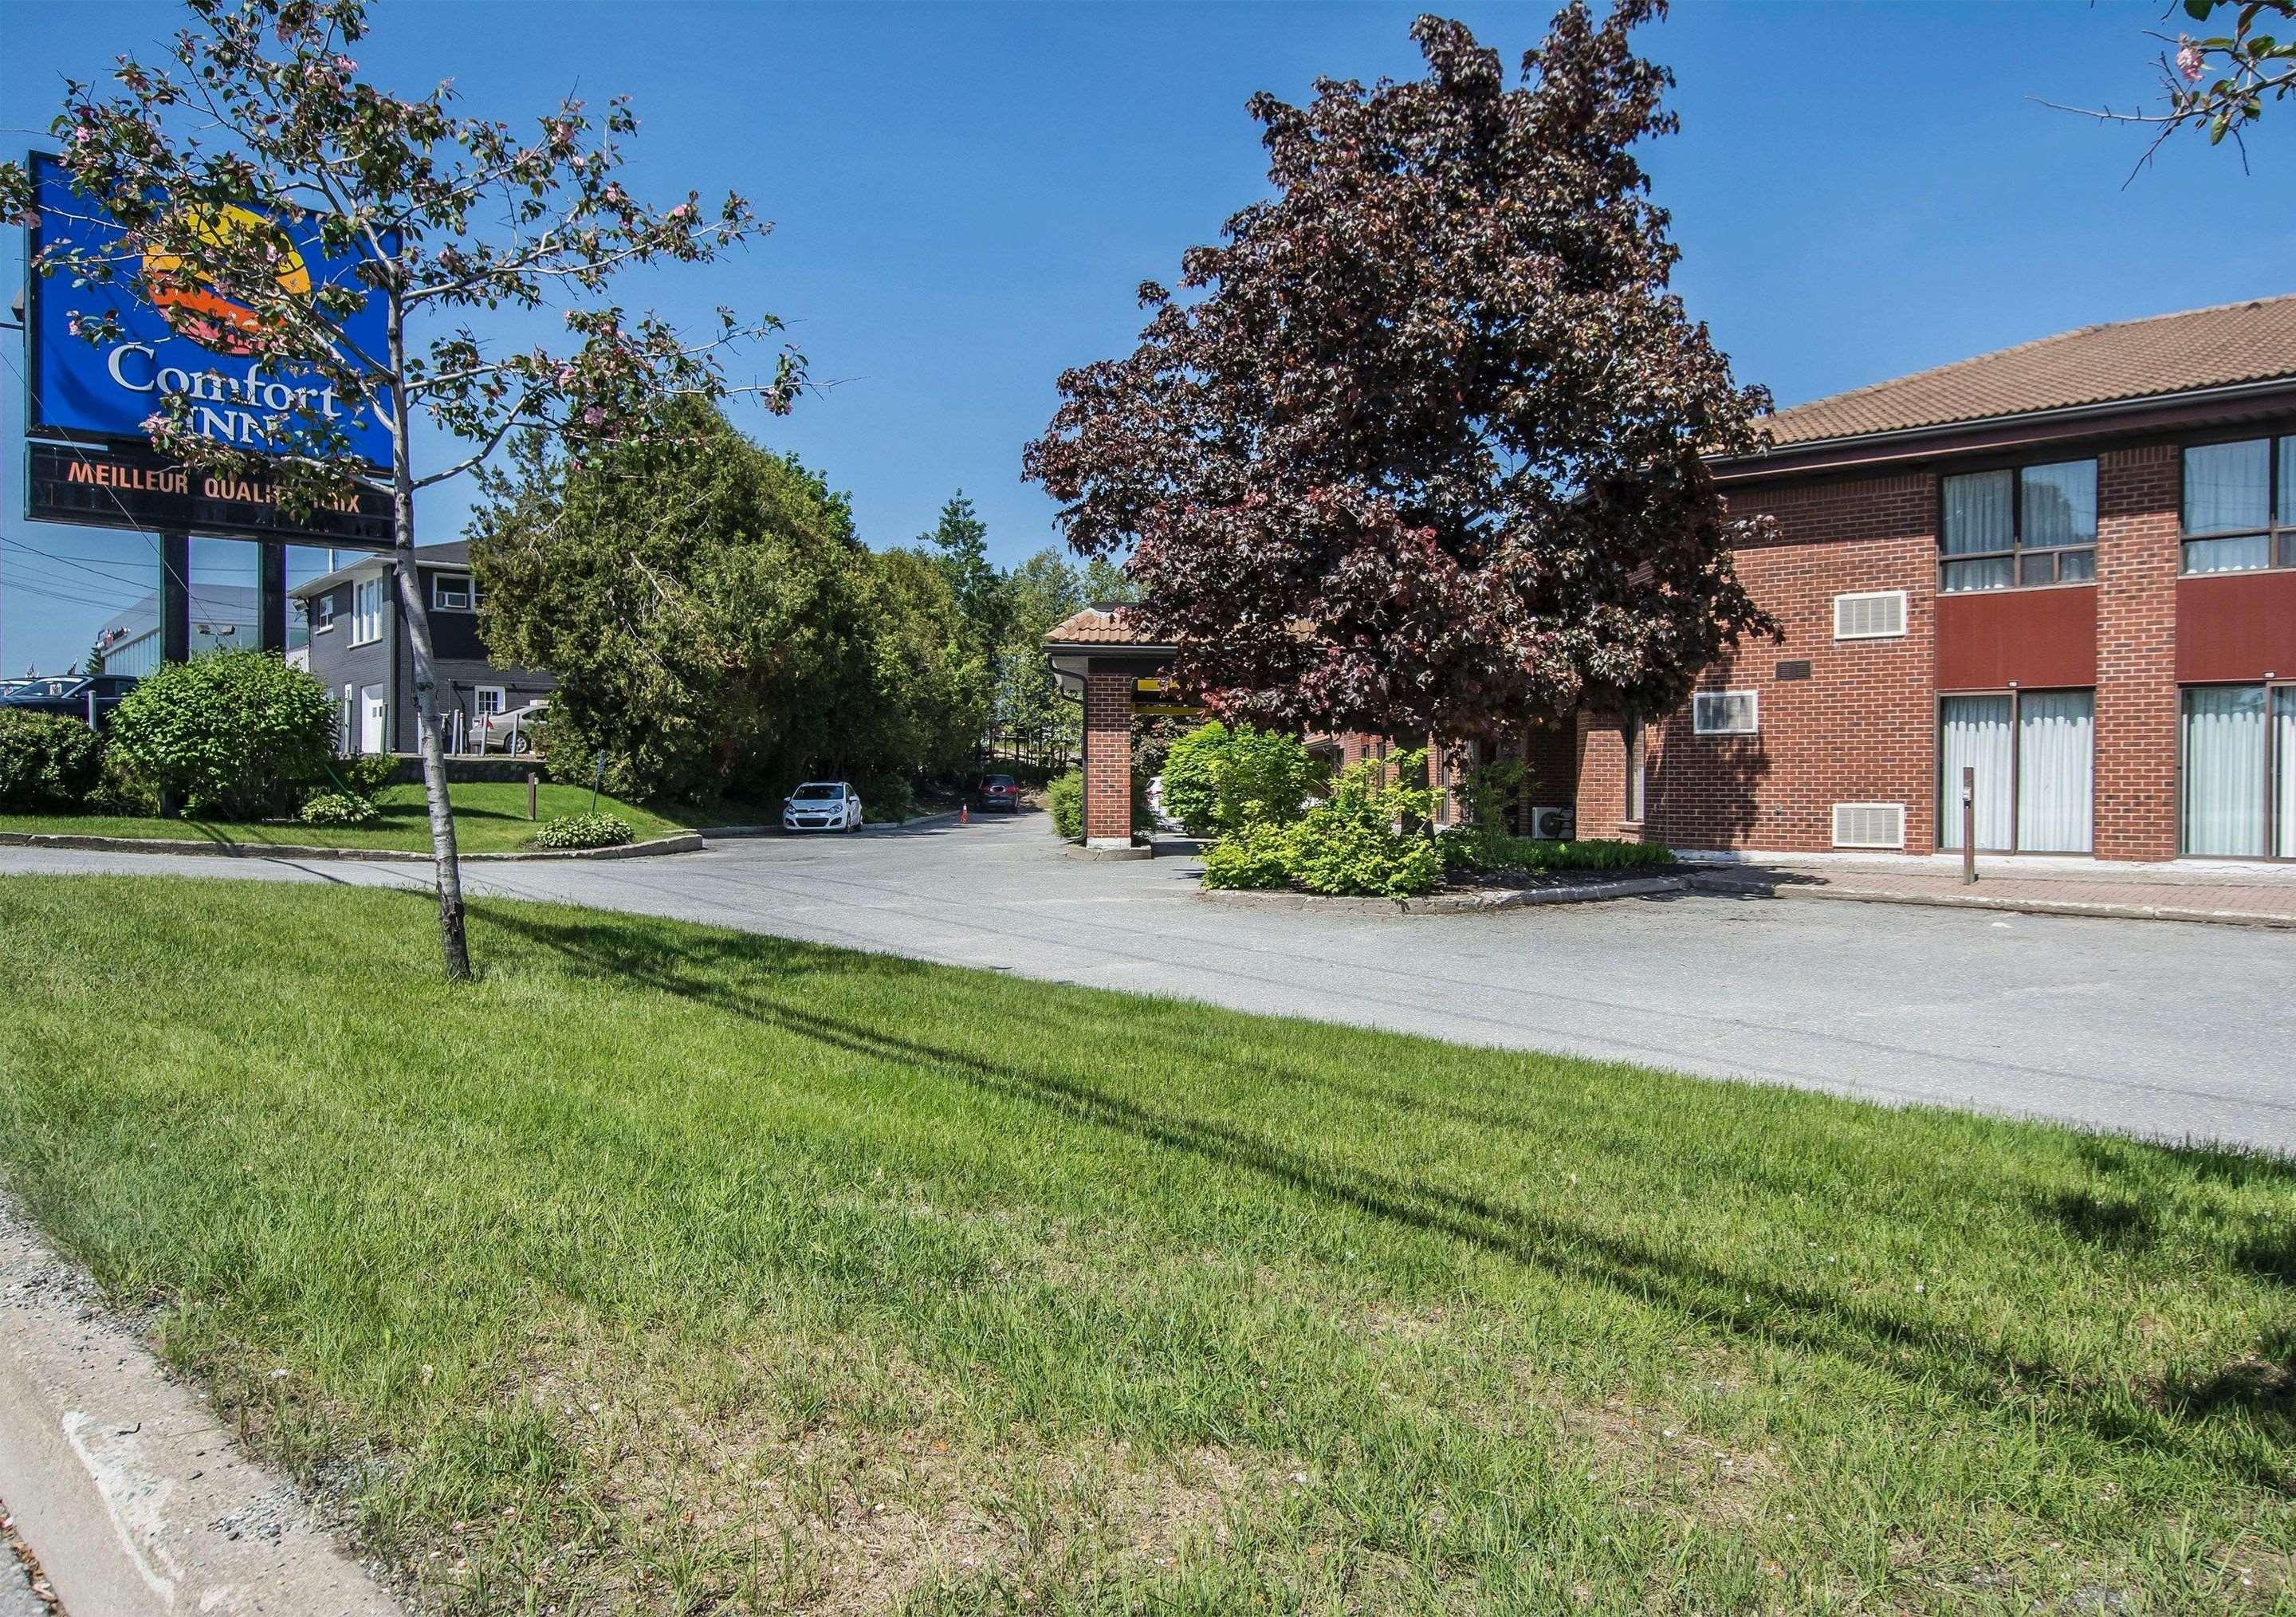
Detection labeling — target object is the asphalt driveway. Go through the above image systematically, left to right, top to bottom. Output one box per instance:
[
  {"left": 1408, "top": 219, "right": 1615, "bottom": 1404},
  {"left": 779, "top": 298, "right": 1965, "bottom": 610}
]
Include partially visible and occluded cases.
[{"left": 3, "top": 811, "right": 2290, "bottom": 1152}]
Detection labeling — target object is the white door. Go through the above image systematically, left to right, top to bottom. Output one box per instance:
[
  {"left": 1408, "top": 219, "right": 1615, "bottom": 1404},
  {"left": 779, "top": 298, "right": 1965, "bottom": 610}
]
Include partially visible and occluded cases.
[{"left": 360, "top": 684, "right": 386, "bottom": 754}]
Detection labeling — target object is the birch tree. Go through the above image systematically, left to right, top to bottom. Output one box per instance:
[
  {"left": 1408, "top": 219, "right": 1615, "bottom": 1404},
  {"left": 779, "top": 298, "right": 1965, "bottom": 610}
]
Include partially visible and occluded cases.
[{"left": 0, "top": 0, "right": 801, "bottom": 978}]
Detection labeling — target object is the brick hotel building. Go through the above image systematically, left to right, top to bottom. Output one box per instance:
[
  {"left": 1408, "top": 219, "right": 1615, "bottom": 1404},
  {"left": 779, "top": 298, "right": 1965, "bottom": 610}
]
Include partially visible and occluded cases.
[{"left": 1048, "top": 295, "right": 2296, "bottom": 863}]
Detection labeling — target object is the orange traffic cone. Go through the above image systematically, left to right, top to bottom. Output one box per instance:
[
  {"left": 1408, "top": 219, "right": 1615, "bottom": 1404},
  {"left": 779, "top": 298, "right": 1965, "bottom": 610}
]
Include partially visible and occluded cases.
[{"left": 959, "top": 803, "right": 969, "bottom": 826}]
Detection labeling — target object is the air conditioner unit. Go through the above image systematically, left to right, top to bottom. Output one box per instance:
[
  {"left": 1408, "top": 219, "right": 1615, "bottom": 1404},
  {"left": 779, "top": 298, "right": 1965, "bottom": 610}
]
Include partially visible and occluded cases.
[{"left": 1528, "top": 805, "right": 1575, "bottom": 841}]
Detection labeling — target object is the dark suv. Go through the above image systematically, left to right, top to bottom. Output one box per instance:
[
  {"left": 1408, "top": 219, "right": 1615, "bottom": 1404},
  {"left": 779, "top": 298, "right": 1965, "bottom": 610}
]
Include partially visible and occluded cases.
[
  {"left": 0, "top": 674, "right": 140, "bottom": 729},
  {"left": 977, "top": 773, "right": 1021, "bottom": 813}
]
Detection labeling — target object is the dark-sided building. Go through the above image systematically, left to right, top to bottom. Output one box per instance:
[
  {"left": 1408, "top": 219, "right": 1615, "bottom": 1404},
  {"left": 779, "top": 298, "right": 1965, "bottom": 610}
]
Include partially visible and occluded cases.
[
  {"left": 1050, "top": 295, "right": 2296, "bottom": 864},
  {"left": 289, "top": 541, "right": 552, "bottom": 755}
]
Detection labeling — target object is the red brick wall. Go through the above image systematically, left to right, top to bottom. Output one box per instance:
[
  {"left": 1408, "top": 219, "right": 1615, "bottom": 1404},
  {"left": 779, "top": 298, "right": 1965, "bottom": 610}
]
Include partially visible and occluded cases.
[
  {"left": 1292, "top": 439, "right": 2213, "bottom": 860},
  {"left": 2093, "top": 444, "right": 2180, "bottom": 860},
  {"left": 1638, "top": 471, "right": 1939, "bottom": 854},
  {"left": 1083, "top": 670, "right": 1134, "bottom": 843}
]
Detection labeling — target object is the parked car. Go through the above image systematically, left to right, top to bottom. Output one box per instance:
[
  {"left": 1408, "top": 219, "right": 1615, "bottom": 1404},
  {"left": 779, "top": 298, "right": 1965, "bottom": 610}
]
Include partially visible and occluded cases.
[
  {"left": 0, "top": 673, "right": 139, "bottom": 728},
  {"left": 474, "top": 698, "right": 548, "bottom": 754},
  {"left": 976, "top": 773, "right": 1022, "bottom": 813},
  {"left": 783, "top": 780, "right": 863, "bottom": 833}
]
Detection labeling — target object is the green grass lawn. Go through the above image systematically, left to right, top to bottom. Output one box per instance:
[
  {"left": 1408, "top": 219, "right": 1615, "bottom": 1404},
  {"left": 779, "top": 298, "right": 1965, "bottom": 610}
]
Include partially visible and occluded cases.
[
  {"left": 0, "top": 781, "right": 693, "bottom": 853},
  {"left": 0, "top": 877, "right": 2290, "bottom": 1614}
]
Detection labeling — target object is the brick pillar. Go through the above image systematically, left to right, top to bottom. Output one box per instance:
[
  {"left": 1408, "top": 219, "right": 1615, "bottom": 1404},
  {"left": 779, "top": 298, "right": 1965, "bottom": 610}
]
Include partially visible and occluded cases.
[
  {"left": 2094, "top": 444, "right": 2180, "bottom": 860},
  {"left": 1083, "top": 668, "right": 1134, "bottom": 847},
  {"left": 1574, "top": 711, "right": 1632, "bottom": 838}
]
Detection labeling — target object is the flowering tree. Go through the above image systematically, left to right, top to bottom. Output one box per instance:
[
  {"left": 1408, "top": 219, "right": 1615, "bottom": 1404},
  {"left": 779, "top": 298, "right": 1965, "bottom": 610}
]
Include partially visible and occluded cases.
[
  {"left": 0, "top": 0, "right": 800, "bottom": 978},
  {"left": 2065, "top": 1, "right": 2293, "bottom": 168},
  {"left": 1024, "top": 2, "right": 1776, "bottom": 744}
]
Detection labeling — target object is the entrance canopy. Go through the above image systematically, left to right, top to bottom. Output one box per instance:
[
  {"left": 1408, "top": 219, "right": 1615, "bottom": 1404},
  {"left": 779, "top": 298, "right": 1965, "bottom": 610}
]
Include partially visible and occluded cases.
[{"left": 1044, "top": 606, "right": 1177, "bottom": 849}]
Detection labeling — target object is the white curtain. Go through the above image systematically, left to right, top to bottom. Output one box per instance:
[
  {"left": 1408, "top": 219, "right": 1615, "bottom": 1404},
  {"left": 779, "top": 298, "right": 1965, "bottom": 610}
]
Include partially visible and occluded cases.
[
  {"left": 2183, "top": 439, "right": 2271, "bottom": 533},
  {"left": 1942, "top": 470, "right": 2014, "bottom": 553},
  {"left": 2182, "top": 687, "right": 2266, "bottom": 856},
  {"left": 2276, "top": 688, "right": 2295, "bottom": 860},
  {"left": 2017, "top": 691, "right": 2094, "bottom": 853},
  {"left": 1940, "top": 695, "right": 2013, "bottom": 852}
]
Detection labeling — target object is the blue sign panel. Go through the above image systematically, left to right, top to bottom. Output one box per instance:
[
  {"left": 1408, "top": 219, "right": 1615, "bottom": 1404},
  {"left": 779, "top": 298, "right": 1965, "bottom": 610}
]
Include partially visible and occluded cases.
[{"left": 27, "top": 152, "right": 395, "bottom": 470}]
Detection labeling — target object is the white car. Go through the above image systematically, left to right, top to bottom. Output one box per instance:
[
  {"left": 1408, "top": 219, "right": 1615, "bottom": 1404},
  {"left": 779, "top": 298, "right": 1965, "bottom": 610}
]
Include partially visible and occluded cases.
[
  {"left": 475, "top": 699, "right": 549, "bottom": 754},
  {"left": 783, "top": 780, "right": 864, "bottom": 833}
]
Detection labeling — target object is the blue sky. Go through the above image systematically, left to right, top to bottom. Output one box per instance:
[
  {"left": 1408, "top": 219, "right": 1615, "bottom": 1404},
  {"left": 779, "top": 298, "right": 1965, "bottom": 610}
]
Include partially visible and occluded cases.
[{"left": 2, "top": 0, "right": 2288, "bottom": 674}]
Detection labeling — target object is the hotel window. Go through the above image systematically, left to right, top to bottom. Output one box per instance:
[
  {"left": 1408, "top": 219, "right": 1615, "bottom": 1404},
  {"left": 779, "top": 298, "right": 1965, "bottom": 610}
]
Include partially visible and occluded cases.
[
  {"left": 2180, "top": 435, "right": 2296, "bottom": 574},
  {"left": 1939, "top": 460, "right": 2097, "bottom": 592},
  {"left": 432, "top": 573, "right": 479, "bottom": 612},
  {"left": 352, "top": 577, "right": 384, "bottom": 646},
  {"left": 312, "top": 595, "right": 336, "bottom": 632},
  {"left": 2181, "top": 684, "right": 2296, "bottom": 859},
  {"left": 1938, "top": 689, "right": 2094, "bottom": 854},
  {"left": 1692, "top": 690, "right": 1759, "bottom": 735},
  {"left": 1626, "top": 726, "right": 1648, "bottom": 821}
]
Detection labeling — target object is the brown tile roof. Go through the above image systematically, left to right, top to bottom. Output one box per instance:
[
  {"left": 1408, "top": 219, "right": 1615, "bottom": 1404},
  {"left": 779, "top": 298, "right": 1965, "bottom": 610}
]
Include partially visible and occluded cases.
[
  {"left": 1759, "top": 293, "right": 2296, "bottom": 447},
  {"left": 1044, "top": 605, "right": 1170, "bottom": 647}
]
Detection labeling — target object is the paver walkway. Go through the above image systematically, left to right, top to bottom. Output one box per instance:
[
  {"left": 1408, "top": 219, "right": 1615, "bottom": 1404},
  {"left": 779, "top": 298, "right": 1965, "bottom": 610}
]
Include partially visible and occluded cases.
[{"left": 1689, "top": 856, "right": 2296, "bottom": 927}]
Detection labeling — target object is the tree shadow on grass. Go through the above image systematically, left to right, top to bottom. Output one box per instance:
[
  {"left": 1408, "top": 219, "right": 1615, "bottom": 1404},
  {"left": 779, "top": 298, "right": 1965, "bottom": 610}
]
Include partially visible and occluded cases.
[{"left": 473, "top": 903, "right": 2296, "bottom": 1493}]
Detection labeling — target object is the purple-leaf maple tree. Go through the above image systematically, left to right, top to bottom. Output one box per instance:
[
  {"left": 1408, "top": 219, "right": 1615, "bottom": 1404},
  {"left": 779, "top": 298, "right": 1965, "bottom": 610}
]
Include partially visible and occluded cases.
[
  {"left": 0, "top": 0, "right": 802, "bottom": 979},
  {"left": 1024, "top": 1, "right": 1778, "bottom": 744}
]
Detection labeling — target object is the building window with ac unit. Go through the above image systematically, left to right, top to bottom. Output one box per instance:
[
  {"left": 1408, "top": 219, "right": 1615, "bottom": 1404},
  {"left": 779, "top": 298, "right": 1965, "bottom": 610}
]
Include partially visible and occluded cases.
[
  {"left": 2180, "top": 435, "right": 2296, "bottom": 575},
  {"left": 1939, "top": 460, "right": 2097, "bottom": 592},
  {"left": 432, "top": 573, "right": 477, "bottom": 611},
  {"left": 2180, "top": 683, "right": 2296, "bottom": 859},
  {"left": 1938, "top": 688, "right": 2095, "bottom": 854},
  {"left": 1693, "top": 690, "right": 1758, "bottom": 736}
]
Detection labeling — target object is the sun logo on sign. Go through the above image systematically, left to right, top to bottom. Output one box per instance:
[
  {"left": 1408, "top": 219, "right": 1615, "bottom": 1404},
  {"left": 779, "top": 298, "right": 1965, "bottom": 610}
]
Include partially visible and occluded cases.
[{"left": 141, "top": 203, "right": 311, "bottom": 356}]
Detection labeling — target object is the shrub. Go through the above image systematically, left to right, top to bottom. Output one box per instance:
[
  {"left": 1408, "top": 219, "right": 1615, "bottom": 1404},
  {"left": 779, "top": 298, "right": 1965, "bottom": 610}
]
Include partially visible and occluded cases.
[
  {"left": 107, "top": 651, "right": 335, "bottom": 819},
  {"left": 0, "top": 710, "right": 105, "bottom": 811},
  {"left": 1159, "top": 721, "right": 1323, "bottom": 837},
  {"left": 1279, "top": 749, "right": 1444, "bottom": 898},
  {"left": 330, "top": 753, "right": 399, "bottom": 800},
  {"left": 84, "top": 756, "right": 159, "bottom": 817},
  {"left": 1046, "top": 769, "right": 1083, "bottom": 840},
  {"left": 300, "top": 791, "right": 380, "bottom": 827},
  {"left": 535, "top": 812, "right": 634, "bottom": 851},
  {"left": 1198, "top": 820, "right": 1293, "bottom": 890},
  {"left": 1441, "top": 831, "right": 1675, "bottom": 875}
]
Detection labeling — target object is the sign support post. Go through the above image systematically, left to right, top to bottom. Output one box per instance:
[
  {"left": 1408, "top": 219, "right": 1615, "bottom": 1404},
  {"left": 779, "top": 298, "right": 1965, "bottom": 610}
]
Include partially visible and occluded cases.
[
  {"left": 159, "top": 533, "right": 190, "bottom": 664},
  {"left": 258, "top": 542, "right": 288, "bottom": 654}
]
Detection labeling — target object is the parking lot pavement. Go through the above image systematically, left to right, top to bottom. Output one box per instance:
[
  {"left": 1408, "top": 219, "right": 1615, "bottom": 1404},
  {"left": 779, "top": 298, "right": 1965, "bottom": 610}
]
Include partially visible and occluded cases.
[{"left": 4, "top": 812, "right": 2290, "bottom": 1154}]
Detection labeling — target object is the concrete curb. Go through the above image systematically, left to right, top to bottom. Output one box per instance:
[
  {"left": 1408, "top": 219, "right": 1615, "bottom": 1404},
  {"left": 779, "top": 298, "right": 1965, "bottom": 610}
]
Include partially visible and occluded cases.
[
  {"left": 0, "top": 829, "right": 703, "bottom": 863},
  {"left": 1061, "top": 842, "right": 1154, "bottom": 862},
  {"left": 1196, "top": 874, "right": 1687, "bottom": 914},
  {"left": 1692, "top": 875, "right": 2296, "bottom": 930},
  {"left": 0, "top": 1206, "right": 403, "bottom": 1617}
]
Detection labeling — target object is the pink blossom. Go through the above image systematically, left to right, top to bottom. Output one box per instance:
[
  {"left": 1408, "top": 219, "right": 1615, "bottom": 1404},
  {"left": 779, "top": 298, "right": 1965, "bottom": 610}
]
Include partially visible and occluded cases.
[
  {"left": 2177, "top": 37, "right": 2206, "bottom": 84},
  {"left": 332, "top": 55, "right": 356, "bottom": 73},
  {"left": 670, "top": 203, "right": 696, "bottom": 222},
  {"left": 66, "top": 315, "right": 83, "bottom": 336},
  {"left": 556, "top": 365, "right": 576, "bottom": 386},
  {"left": 581, "top": 406, "right": 604, "bottom": 427}
]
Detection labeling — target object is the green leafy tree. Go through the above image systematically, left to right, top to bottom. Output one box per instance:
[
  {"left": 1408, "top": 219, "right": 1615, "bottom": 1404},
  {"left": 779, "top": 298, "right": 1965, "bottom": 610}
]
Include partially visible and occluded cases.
[
  {"left": 1, "top": 0, "right": 803, "bottom": 978},
  {"left": 474, "top": 405, "right": 986, "bottom": 811},
  {"left": 473, "top": 406, "right": 871, "bottom": 805},
  {"left": 919, "top": 491, "right": 1006, "bottom": 651},
  {"left": 996, "top": 548, "right": 1087, "bottom": 765},
  {"left": 859, "top": 549, "right": 993, "bottom": 807}
]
